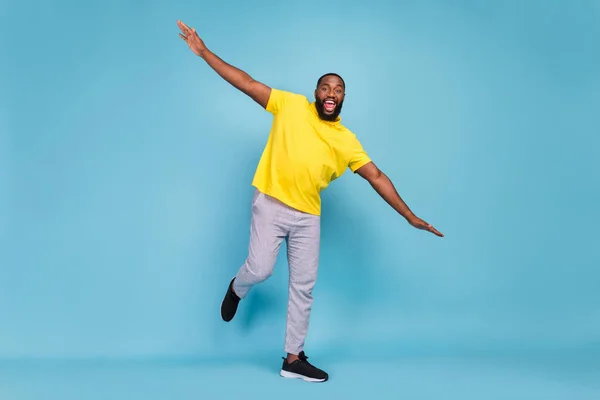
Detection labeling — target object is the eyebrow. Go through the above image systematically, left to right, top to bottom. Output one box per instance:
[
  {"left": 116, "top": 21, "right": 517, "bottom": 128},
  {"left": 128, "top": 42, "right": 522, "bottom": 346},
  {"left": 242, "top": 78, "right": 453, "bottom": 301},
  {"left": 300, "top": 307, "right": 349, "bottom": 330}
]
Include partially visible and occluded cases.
[{"left": 320, "top": 83, "right": 344, "bottom": 88}]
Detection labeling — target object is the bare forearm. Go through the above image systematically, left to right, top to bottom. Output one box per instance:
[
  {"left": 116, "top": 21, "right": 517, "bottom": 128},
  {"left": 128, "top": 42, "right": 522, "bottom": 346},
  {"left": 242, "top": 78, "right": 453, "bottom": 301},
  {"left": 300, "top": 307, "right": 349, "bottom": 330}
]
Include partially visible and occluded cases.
[
  {"left": 177, "top": 21, "right": 271, "bottom": 108},
  {"left": 197, "top": 47, "right": 270, "bottom": 108},
  {"left": 199, "top": 48, "right": 254, "bottom": 93},
  {"left": 355, "top": 161, "right": 443, "bottom": 236},
  {"left": 369, "top": 172, "right": 415, "bottom": 220}
]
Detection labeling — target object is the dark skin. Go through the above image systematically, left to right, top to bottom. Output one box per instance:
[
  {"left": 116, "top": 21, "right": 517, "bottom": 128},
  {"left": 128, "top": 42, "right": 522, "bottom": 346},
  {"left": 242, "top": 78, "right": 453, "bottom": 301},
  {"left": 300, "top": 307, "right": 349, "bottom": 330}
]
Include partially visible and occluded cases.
[
  {"left": 177, "top": 20, "right": 443, "bottom": 363},
  {"left": 311, "top": 76, "right": 442, "bottom": 235}
]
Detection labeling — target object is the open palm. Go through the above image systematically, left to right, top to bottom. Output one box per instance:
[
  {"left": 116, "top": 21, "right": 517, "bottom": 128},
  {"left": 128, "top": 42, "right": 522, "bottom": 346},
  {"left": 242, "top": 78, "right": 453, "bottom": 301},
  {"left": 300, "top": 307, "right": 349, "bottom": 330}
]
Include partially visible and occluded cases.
[
  {"left": 177, "top": 20, "right": 206, "bottom": 57},
  {"left": 408, "top": 215, "right": 444, "bottom": 237}
]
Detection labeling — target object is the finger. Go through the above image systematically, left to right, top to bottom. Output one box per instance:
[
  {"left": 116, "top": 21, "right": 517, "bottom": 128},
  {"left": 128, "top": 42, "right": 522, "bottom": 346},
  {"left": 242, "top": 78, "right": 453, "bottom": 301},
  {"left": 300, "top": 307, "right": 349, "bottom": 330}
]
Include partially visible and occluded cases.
[
  {"left": 179, "top": 20, "right": 192, "bottom": 33},
  {"left": 176, "top": 22, "right": 187, "bottom": 35},
  {"left": 179, "top": 33, "right": 187, "bottom": 40},
  {"left": 430, "top": 226, "right": 443, "bottom": 237}
]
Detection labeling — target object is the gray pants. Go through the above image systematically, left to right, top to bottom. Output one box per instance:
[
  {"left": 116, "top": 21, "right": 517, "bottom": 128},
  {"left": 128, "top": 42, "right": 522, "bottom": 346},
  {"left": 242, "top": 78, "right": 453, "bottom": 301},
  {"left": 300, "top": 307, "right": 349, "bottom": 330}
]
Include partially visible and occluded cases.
[{"left": 232, "top": 189, "right": 321, "bottom": 355}]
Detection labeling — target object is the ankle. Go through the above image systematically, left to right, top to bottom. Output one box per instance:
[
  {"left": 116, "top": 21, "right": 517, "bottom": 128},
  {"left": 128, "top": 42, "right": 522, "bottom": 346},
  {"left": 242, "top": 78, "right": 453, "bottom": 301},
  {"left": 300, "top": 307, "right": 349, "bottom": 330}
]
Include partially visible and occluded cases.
[{"left": 286, "top": 353, "right": 299, "bottom": 363}]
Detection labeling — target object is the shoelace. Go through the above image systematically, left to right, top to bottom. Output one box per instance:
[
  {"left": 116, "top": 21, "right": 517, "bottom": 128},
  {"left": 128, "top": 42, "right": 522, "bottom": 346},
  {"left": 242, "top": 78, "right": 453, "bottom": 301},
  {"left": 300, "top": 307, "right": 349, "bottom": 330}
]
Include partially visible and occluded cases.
[{"left": 298, "top": 352, "right": 313, "bottom": 366}]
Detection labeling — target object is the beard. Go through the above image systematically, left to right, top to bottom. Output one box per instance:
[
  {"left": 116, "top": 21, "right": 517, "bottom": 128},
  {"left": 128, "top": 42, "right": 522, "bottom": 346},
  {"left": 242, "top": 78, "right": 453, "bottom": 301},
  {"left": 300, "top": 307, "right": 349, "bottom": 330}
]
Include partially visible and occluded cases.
[{"left": 315, "top": 98, "right": 344, "bottom": 121}]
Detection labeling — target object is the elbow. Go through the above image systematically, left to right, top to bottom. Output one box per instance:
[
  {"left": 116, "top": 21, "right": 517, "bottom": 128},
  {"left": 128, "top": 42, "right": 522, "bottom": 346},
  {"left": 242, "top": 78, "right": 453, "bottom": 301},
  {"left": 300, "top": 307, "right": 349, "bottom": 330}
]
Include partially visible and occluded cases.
[
  {"left": 240, "top": 79, "right": 255, "bottom": 94},
  {"left": 356, "top": 162, "right": 384, "bottom": 185},
  {"left": 374, "top": 165, "right": 384, "bottom": 180},
  {"left": 368, "top": 168, "right": 384, "bottom": 185}
]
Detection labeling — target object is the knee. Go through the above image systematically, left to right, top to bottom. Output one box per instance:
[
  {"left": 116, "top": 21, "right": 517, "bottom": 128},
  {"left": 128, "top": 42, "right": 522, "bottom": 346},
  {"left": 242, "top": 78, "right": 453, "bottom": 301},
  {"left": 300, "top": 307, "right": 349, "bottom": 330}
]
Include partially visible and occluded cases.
[
  {"left": 245, "top": 257, "right": 275, "bottom": 282},
  {"left": 253, "top": 268, "right": 273, "bottom": 282},
  {"left": 291, "top": 277, "right": 316, "bottom": 299}
]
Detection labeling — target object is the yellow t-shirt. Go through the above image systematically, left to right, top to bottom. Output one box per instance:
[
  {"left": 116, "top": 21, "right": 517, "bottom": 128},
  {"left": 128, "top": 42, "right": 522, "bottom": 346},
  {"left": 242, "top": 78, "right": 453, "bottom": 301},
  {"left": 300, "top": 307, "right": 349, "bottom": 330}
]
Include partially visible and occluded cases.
[{"left": 251, "top": 88, "right": 372, "bottom": 215}]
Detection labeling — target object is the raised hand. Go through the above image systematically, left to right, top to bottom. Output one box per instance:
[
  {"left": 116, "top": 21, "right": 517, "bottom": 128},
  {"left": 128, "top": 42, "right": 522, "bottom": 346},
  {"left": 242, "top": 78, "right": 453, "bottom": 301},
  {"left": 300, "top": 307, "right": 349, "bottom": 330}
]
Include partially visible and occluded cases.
[
  {"left": 177, "top": 20, "right": 207, "bottom": 57},
  {"left": 407, "top": 215, "right": 444, "bottom": 237}
]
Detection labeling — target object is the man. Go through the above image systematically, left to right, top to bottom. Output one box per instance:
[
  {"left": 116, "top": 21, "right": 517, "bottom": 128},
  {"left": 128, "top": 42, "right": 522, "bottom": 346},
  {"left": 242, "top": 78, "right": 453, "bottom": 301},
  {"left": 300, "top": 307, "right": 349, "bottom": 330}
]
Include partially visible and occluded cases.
[{"left": 177, "top": 20, "right": 443, "bottom": 383}]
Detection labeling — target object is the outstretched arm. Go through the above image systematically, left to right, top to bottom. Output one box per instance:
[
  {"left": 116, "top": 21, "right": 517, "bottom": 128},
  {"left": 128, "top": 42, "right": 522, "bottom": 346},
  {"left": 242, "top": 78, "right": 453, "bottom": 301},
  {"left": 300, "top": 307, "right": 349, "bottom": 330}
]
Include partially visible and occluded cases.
[
  {"left": 177, "top": 20, "right": 271, "bottom": 109},
  {"left": 356, "top": 162, "right": 443, "bottom": 237}
]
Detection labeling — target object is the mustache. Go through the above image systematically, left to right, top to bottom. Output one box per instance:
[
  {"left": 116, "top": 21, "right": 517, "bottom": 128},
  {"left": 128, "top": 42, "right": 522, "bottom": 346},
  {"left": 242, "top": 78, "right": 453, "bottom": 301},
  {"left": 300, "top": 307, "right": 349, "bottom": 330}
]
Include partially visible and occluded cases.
[
  {"left": 315, "top": 98, "right": 344, "bottom": 120},
  {"left": 317, "top": 98, "right": 342, "bottom": 106}
]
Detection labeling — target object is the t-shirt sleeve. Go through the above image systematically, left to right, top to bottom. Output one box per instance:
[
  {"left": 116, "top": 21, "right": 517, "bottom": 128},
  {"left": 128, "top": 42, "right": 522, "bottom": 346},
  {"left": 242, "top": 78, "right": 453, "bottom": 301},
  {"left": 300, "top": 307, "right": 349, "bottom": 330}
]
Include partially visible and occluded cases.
[
  {"left": 265, "top": 88, "right": 293, "bottom": 115},
  {"left": 348, "top": 135, "right": 372, "bottom": 172}
]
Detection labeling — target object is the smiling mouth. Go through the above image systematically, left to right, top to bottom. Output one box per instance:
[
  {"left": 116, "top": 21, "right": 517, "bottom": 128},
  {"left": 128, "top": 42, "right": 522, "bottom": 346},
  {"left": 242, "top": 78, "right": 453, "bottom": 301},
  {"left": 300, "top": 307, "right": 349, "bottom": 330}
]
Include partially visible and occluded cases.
[{"left": 323, "top": 99, "right": 336, "bottom": 112}]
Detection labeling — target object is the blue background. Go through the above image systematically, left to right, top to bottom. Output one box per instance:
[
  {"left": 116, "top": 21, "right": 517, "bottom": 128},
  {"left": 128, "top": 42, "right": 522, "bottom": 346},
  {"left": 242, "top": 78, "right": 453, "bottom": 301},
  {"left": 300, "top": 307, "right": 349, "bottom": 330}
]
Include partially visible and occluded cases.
[{"left": 1, "top": 0, "right": 599, "bottom": 370}]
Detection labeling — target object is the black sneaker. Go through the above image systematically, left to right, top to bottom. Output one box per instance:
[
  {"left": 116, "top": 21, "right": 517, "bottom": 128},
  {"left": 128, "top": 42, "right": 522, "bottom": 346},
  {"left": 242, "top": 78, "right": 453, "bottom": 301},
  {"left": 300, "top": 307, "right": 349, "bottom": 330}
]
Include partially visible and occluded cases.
[
  {"left": 220, "top": 278, "right": 240, "bottom": 322},
  {"left": 280, "top": 351, "right": 329, "bottom": 382}
]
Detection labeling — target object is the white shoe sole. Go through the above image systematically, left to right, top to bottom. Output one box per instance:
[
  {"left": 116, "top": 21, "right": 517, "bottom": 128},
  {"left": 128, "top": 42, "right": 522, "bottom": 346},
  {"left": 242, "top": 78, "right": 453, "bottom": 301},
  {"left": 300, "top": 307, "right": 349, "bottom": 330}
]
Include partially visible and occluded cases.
[{"left": 280, "top": 369, "right": 328, "bottom": 382}]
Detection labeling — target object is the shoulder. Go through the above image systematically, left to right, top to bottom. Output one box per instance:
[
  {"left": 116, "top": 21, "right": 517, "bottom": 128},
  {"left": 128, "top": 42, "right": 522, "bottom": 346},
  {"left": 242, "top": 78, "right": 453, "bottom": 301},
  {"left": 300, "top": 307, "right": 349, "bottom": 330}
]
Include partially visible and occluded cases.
[
  {"left": 266, "top": 88, "right": 308, "bottom": 112},
  {"left": 274, "top": 88, "right": 307, "bottom": 100},
  {"left": 337, "top": 124, "right": 359, "bottom": 140},
  {"left": 338, "top": 125, "right": 368, "bottom": 149}
]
